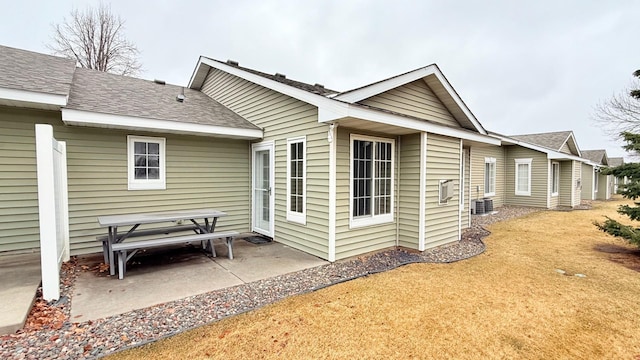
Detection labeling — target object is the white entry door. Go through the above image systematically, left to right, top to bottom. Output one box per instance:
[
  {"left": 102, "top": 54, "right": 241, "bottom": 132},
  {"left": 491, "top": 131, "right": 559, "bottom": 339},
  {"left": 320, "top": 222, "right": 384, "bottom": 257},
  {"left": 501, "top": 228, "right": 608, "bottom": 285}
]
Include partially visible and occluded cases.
[{"left": 252, "top": 142, "right": 274, "bottom": 237}]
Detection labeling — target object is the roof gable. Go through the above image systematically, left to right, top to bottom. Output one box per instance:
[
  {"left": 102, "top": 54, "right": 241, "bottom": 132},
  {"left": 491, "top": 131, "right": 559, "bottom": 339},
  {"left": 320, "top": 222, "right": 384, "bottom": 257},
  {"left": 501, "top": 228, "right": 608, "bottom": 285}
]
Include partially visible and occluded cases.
[
  {"left": 333, "top": 64, "right": 486, "bottom": 134},
  {"left": 357, "top": 79, "right": 465, "bottom": 129},
  {"left": 510, "top": 131, "right": 581, "bottom": 156},
  {"left": 581, "top": 149, "right": 609, "bottom": 166},
  {"left": 609, "top": 157, "right": 624, "bottom": 167}
]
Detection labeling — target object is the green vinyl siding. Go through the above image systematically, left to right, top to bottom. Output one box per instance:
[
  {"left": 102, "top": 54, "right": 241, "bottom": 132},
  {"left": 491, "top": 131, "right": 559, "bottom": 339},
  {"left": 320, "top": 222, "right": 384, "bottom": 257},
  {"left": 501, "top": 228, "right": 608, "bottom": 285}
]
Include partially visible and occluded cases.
[
  {"left": 200, "top": 69, "right": 330, "bottom": 259},
  {"left": 358, "top": 80, "right": 460, "bottom": 128},
  {"left": 0, "top": 106, "right": 251, "bottom": 254},
  {"left": 335, "top": 127, "right": 397, "bottom": 260},
  {"left": 398, "top": 133, "right": 421, "bottom": 249},
  {"left": 424, "top": 133, "right": 460, "bottom": 248},
  {"left": 469, "top": 145, "right": 505, "bottom": 207},
  {"left": 505, "top": 145, "right": 549, "bottom": 208},
  {"left": 573, "top": 160, "right": 582, "bottom": 206},
  {"left": 558, "top": 161, "right": 573, "bottom": 207},
  {"left": 581, "top": 163, "right": 594, "bottom": 200},
  {"left": 596, "top": 173, "right": 611, "bottom": 200}
]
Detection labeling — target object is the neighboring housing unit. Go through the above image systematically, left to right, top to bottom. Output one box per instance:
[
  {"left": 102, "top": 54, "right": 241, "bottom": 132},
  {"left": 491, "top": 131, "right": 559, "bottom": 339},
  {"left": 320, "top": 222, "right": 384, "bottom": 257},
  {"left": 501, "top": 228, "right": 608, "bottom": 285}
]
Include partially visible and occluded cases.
[
  {"left": 1, "top": 44, "right": 503, "bottom": 262},
  {"left": 480, "top": 131, "right": 585, "bottom": 209},
  {"left": 581, "top": 150, "right": 614, "bottom": 200},
  {"left": 608, "top": 157, "right": 625, "bottom": 193}
]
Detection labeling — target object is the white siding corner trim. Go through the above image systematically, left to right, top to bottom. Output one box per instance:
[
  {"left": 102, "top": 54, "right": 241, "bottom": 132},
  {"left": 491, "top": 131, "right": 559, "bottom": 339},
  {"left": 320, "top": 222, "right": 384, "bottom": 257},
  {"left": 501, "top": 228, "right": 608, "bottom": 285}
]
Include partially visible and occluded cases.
[
  {"left": 328, "top": 124, "right": 337, "bottom": 261},
  {"left": 418, "top": 132, "right": 427, "bottom": 251},
  {"left": 286, "top": 136, "right": 307, "bottom": 225}
]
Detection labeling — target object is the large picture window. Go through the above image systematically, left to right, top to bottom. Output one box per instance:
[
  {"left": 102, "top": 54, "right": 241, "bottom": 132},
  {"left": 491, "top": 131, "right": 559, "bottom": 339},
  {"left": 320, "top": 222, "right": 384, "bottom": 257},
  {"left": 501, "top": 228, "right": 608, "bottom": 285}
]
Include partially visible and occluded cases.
[
  {"left": 127, "top": 135, "right": 166, "bottom": 190},
  {"left": 350, "top": 135, "right": 394, "bottom": 228},
  {"left": 286, "top": 137, "right": 306, "bottom": 224},
  {"left": 484, "top": 157, "right": 496, "bottom": 196},
  {"left": 515, "top": 158, "right": 532, "bottom": 196},
  {"left": 551, "top": 162, "right": 560, "bottom": 196}
]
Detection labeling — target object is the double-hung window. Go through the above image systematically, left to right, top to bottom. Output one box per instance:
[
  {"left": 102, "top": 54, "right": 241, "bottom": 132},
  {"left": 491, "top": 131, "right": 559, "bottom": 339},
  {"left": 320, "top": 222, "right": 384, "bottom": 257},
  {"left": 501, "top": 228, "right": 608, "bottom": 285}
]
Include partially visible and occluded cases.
[
  {"left": 127, "top": 135, "right": 166, "bottom": 190},
  {"left": 350, "top": 135, "right": 394, "bottom": 228},
  {"left": 286, "top": 137, "right": 306, "bottom": 224},
  {"left": 484, "top": 157, "right": 496, "bottom": 196},
  {"left": 515, "top": 158, "right": 532, "bottom": 196},
  {"left": 551, "top": 162, "right": 560, "bottom": 196}
]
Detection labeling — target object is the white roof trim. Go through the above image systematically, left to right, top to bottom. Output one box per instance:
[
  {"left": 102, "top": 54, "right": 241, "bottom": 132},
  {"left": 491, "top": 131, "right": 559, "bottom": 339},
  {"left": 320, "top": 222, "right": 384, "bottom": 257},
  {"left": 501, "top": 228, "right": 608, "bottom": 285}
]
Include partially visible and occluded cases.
[
  {"left": 189, "top": 57, "right": 337, "bottom": 109},
  {"left": 189, "top": 58, "right": 493, "bottom": 144},
  {"left": 332, "top": 65, "right": 487, "bottom": 135},
  {"left": 0, "top": 86, "right": 67, "bottom": 107},
  {"left": 324, "top": 105, "right": 500, "bottom": 145},
  {"left": 61, "top": 109, "right": 263, "bottom": 140},
  {"left": 494, "top": 134, "right": 586, "bottom": 162}
]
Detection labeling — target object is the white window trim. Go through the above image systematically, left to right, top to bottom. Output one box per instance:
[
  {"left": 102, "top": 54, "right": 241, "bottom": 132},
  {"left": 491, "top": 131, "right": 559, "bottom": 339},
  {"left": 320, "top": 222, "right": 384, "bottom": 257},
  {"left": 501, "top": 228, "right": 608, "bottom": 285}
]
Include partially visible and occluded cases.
[
  {"left": 349, "top": 134, "right": 395, "bottom": 229},
  {"left": 127, "top": 135, "right": 166, "bottom": 190},
  {"left": 286, "top": 136, "right": 306, "bottom": 225},
  {"left": 484, "top": 157, "right": 496, "bottom": 197},
  {"left": 515, "top": 158, "right": 532, "bottom": 196},
  {"left": 551, "top": 162, "right": 560, "bottom": 197}
]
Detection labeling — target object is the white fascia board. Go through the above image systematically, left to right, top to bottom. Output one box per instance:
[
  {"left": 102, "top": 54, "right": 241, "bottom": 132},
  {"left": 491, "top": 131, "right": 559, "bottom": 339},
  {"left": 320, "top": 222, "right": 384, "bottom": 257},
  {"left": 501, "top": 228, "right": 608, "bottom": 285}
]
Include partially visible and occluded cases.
[
  {"left": 187, "top": 56, "right": 210, "bottom": 90},
  {"left": 192, "top": 57, "right": 335, "bottom": 109},
  {"left": 333, "top": 65, "right": 487, "bottom": 135},
  {"left": 334, "top": 66, "right": 438, "bottom": 103},
  {"left": 0, "top": 86, "right": 67, "bottom": 107},
  {"left": 326, "top": 104, "right": 500, "bottom": 145},
  {"left": 62, "top": 109, "right": 263, "bottom": 139}
]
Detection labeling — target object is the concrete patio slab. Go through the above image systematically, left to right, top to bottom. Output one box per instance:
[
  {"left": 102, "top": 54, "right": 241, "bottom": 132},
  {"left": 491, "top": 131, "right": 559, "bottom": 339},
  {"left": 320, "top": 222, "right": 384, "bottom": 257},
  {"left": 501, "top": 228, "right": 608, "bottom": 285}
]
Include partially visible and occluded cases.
[
  {"left": 71, "top": 239, "right": 327, "bottom": 322},
  {"left": 214, "top": 240, "right": 327, "bottom": 283},
  {"left": 70, "top": 246, "right": 243, "bottom": 322},
  {"left": 0, "top": 253, "right": 41, "bottom": 335}
]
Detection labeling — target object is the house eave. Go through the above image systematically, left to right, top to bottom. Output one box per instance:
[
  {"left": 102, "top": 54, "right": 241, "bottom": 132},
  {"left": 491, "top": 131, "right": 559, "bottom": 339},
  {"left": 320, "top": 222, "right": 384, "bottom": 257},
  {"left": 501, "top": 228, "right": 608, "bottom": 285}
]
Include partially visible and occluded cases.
[
  {"left": 0, "top": 86, "right": 67, "bottom": 109},
  {"left": 322, "top": 105, "right": 500, "bottom": 145},
  {"left": 61, "top": 109, "right": 263, "bottom": 140}
]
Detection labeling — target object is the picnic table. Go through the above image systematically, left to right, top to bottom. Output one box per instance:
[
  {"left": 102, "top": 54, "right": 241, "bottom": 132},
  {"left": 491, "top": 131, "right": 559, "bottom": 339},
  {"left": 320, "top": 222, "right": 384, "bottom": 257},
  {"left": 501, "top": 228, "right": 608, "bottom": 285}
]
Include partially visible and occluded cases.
[{"left": 97, "top": 209, "right": 238, "bottom": 279}]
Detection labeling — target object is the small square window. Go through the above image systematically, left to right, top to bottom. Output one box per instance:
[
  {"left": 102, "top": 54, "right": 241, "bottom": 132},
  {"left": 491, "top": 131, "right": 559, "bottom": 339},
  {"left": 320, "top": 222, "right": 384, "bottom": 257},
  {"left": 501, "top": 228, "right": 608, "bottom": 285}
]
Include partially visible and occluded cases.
[{"left": 127, "top": 136, "right": 166, "bottom": 190}]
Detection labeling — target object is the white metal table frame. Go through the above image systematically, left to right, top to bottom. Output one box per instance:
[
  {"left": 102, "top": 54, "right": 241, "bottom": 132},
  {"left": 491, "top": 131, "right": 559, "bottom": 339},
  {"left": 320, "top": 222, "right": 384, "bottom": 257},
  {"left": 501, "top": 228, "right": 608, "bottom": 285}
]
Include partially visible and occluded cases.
[{"left": 97, "top": 209, "right": 227, "bottom": 276}]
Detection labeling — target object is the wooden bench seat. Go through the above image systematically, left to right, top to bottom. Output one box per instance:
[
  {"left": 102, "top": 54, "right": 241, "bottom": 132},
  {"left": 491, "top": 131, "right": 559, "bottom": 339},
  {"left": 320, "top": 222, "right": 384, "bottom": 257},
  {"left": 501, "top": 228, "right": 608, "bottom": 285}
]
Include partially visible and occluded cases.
[
  {"left": 96, "top": 224, "right": 199, "bottom": 263},
  {"left": 111, "top": 230, "right": 239, "bottom": 279}
]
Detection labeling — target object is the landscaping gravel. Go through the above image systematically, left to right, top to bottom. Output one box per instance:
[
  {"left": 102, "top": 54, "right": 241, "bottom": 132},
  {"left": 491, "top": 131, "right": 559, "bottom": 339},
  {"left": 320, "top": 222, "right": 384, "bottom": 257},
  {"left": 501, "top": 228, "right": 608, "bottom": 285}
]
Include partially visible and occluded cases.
[{"left": 0, "top": 206, "right": 539, "bottom": 359}]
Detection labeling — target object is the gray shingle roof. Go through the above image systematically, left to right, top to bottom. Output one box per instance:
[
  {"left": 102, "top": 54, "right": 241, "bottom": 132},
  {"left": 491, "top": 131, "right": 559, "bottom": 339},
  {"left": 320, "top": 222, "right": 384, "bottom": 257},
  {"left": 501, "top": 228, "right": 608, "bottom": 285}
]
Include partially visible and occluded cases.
[
  {"left": 0, "top": 45, "right": 76, "bottom": 96},
  {"left": 206, "top": 58, "right": 338, "bottom": 96},
  {"left": 66, "top": 68, "right": 260, "bottom": 130},
  {"left": 509, "top": 131, "right": 573, "bottom": 152},
  {"left": 582, "top": 149, "right": 607, "bottom": 165},
  {"left": 609, "top": 157, "right": 624, "bottom": 167}
]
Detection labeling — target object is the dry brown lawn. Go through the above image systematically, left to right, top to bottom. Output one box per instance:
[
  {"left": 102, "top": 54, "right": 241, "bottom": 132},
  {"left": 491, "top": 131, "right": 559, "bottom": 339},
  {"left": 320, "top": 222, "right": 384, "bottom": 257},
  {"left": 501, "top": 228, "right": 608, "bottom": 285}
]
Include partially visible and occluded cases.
[{"left": 110, "top": 199, "right": 640, "bottom": 359}]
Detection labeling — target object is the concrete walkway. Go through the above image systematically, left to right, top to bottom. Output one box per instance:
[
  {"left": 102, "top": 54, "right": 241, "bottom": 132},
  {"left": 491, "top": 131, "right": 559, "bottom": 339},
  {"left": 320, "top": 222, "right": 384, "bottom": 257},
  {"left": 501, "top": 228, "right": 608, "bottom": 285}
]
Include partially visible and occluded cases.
[{"left": 0, "top": 253, "right": 41, "bottom": 335}]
